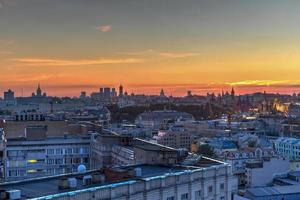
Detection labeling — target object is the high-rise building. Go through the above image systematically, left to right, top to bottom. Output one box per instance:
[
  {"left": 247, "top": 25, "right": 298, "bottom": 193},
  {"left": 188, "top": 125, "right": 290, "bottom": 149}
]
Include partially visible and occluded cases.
[
  {"left": 119, "top": 84, "right": 124, "bottom": 97},
  {"left": 103, "top": 87, "right": 111, "bottom": 100},
  {"left": 111, "top": 88, "right": 117, "bottom": 98},
  {"left": 160, "top": 88, "right": 165, "bottom": 97},
  {"left": 4, "top": 89, "right": 14, "bottom": 101},
  {"left": 80, "top": 91, "right": 86, "bottom": 99}
]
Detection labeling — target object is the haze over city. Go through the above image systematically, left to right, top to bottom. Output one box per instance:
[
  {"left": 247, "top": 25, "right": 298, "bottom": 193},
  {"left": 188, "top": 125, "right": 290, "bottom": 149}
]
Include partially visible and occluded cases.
[{"left": 1, "top": 0, "right": 300, "bottom": 96}]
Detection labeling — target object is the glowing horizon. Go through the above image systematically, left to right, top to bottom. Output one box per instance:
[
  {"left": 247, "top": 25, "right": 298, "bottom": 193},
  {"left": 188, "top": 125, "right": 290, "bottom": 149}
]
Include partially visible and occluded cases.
[{"left": 1, "top": 0, "right": 300, "bottom": 97}]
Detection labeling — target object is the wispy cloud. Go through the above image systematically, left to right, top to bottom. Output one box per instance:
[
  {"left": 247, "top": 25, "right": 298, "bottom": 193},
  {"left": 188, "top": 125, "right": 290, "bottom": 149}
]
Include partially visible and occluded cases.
[
  {"left": 96, "top": 25, "right": 112, "bottom": 32},
  {"left": 0, "top": 39, "right": 15, "bottom": 45},
  {"left": 118, "top": 50, "right": 199, "bottom": 59},
  {"left": 0, "top": 51, "right": 12, "bottom": 55},
  {"left": 159, "top": 52, "right": 199, "bottom": 58},
  {"left": 12, "top": 57, "right": 145, "bottom": 66},
  {"left": 1, "top": 73, "right": 66, "bottom": 83},
  {"left": 227, "top": 80, "right": 291, "bottom": 86}
]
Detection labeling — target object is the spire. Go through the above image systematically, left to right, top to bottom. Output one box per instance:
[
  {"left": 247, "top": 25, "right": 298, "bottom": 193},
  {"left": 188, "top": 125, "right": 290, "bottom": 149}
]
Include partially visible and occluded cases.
[
  {"left": 36, "top": 83, "right": 42, "bottom": 96},
  {"left": 231, "top": 87, "right": 235, "bottom": 97}
]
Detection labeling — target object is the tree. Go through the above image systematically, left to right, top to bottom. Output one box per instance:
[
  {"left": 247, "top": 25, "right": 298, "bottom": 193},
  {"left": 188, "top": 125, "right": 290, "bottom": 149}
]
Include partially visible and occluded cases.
[
  {"left": 248, "top": 140, "right": 256, "bottom": 148},
  {"left": 198, "top": 144, "right": 215, "bottom": 158}
]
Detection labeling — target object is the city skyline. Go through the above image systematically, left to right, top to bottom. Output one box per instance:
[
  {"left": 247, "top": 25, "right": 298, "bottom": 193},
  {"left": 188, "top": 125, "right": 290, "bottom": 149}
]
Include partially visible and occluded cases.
[{"left": 1, "top": 0, "right": 300, "bottom": 96}]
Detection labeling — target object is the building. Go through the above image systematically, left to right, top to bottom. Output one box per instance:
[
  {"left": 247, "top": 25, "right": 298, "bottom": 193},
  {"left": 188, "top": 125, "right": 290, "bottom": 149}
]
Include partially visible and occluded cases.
[
  {"left": 32, "top": 84, "right": 46, "bottom": 97},
  {"left": 119, "top": 84, "right": 124, "bottom": 97},
  {"left": 103, "top": 87, "right": 111, "bottom": 101},
  {"left": 111, "top": 88, "right": 117, "bottom": 98},
  {"left": 4, "top": 89, "right": 14, "bottom": 102},
  {"left": 80, "top": 91, "right": 87, "bottom": 99},
  {"left": 288, "top": 103, "right": 300, "bottom": 118},
  {"left": 135, "top": 110, "right": 194, "bottom": 129},
  {"left": 281, "top": 119, "right": 300, "bottom": 137},
  {"left": 155, "top": 125, "right": 192, "bottom": 150},
  {"left": 91, "top": 132, "right": 180, "bottom": 168},
  {"left": 4, "top": 133, "right": 91, "bottom": 181},
  {"left": 275, "top": 137, "right": 300, "bottom": 160},
  {"left": 221, "top": 147, "right": 277, "bottom": 187},
  {"left": 0, "top": 156, "right": 238, "bottom": 200},
  {"left": 245, "top": 157, "right": 289, "bottom": 187},
  {"left": 273, "top": 171, "right": 300, "bottom": 186},
  {"left": 244, "top": 185, "right": 300, "bottom": 200}
]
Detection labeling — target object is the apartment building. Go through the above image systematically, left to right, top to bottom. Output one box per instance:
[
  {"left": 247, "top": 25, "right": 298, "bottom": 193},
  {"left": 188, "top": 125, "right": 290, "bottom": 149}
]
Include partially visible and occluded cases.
[
  {"left": 4, "top": 127, "right": 90, "bottom": 181},
  {"left": 0, "top": 157, "right": 238, "bottom": 200}
]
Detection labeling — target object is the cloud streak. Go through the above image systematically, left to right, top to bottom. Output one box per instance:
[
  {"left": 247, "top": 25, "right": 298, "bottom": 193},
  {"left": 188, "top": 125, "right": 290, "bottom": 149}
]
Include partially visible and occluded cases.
[
  {"left": 96, "top": 25, "right": 112, "bottom": 32},
  {"left": 158, "top": 52, "right": 199, "bottom": 58},
  {"left": 12, "top": 57, "right": 145, "bottom": 66},
  {"left": 1, "top": 73, "right": 66, "bottom": 83},
  {"left": 227, "top": 80, "right": 291, "bottom": 86}
]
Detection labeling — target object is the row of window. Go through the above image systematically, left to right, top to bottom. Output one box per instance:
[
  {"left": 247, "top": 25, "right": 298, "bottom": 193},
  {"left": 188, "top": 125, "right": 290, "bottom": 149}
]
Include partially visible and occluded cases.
[
  {"left": 46, "top": 147, "right": 89, "bottom": 155},
  {"left": 46, "top": 157, "right": 89, "bottom": 165},
  {"left": 166, "top": 184, "right": 225, "bottom": 200}
]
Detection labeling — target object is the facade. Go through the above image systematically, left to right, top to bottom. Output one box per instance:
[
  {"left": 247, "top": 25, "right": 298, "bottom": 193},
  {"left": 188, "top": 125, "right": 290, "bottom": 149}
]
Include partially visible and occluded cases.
[
  {"left": 4, "top": 89, "right": 14, "bottom": 102},
  {"left": 288, "top": 103, "right": 300, "bottom": 118},
  {"left": 135, "top": 110, "right": 194, "bottom": 129},
  {"left": 281, "top": 119, "right": 300, "bottom": 137},
  {"left": 155, "top": 126, "right": 192, "bottom": 150},
  {"left": 91, "top": 132, "right": 180, "bottom": 169},
  {"left": 4, "top": 134, "right": 91, "bottom": 181},
  {"left": 275, "top": 137, "right": 300, "bottom": 160},
  {"left": 222, "top": 147, "right": 276, "bottom": 187},
  {"left": 245, "top": 157, "right": 289, "bottom": 187},
  {"left": 0, "top": 159, "right": 238, "bottom": 200}
]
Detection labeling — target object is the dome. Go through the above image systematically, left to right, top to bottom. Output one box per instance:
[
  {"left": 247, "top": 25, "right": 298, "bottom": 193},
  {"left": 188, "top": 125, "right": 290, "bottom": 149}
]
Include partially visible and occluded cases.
[{"left": 77, "top": 164, "right": 86, "bottom": 173}]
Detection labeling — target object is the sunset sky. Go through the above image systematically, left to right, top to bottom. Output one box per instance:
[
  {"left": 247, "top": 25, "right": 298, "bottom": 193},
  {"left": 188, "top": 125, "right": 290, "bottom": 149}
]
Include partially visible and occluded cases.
[{"left": 1, "top": 0, "right": 300, "bottom": 97}]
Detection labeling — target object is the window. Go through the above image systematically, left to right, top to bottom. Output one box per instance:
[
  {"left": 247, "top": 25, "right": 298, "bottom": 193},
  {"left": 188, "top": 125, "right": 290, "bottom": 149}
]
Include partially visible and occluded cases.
[
  {"left": 82, "top": 147, "right": 89, "bottom": 154},
  {"left": 56, "top": 148, "right": 63, "bottom": 155},
  {"left": 67, "top": 148, "right": 72, "bottom": 154},
  {"left": 47, "top": 149, "right": 54, "bottom": 155},
  {"left": 55, "top": 158, "right": 63, "bottom": 165},
  {"left": 47, "top": 159, "right": 54, "bottom": 165},
  {"left": 8, "top": 170, "right": 18, "bottom": 177},
  {"left": 220, "top": 183, "right": 225, "bottom": 191},
  {"left": 208, "top": 185, "right": 213, "bottom": 193},
  {"left": 195, "top": 190, "right": 201, "bottom": 199},
  {"left": 181, "top": 193, "right": 188, "bottom": 200},
  {"left": 220, "top": 196, "right": 225, "bottom": 200},
  {"left": 167, "top": 197, "right": 175, "bottom": 200}
]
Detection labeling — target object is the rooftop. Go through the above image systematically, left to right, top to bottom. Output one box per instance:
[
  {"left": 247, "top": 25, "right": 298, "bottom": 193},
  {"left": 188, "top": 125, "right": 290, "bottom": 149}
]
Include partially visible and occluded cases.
[
  {"left": 0, "top": 164, "right": 206, "bottom": 199},
  {"left": 246, "top": 185, "right": 300, "bottom": 197}
]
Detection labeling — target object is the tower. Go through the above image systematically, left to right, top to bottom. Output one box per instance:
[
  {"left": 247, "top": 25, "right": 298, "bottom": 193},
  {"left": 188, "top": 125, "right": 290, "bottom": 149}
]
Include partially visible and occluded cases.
[
  {"left": 36, "top": 83, "right": 42, "bottom": 97},
  {"left": 119, "top": 84, "right": 124, "bottom": 97},
  {"left": 231, "top": 87, "right": 235, "bottom": 98},
  {"left": 160, "top": 89, "right": 165, "bottom": 97}
]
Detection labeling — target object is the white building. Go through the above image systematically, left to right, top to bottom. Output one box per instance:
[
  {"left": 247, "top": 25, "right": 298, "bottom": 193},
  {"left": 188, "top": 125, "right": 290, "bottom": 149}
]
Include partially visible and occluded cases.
[
  {"left": 4, "top": 133, "right": 90, "bottom": 181},
  {"left": 275, "top": 137, "right": 300, "bottom": 160},
  {"left": 245, "top": 157, "right": 289, "bottom": 187},
  {"left": 0, "top": 159, "right": 238, "bottom": 200}
]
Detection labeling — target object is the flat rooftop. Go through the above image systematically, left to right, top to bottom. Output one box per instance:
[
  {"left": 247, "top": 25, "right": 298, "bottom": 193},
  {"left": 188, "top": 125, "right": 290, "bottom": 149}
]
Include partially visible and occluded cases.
[
  {"left": 0, "top": 164, "right": 198, "bottom": 199},
  {"left": 246, "top": 185, "right": 300, "bottom": 197}
]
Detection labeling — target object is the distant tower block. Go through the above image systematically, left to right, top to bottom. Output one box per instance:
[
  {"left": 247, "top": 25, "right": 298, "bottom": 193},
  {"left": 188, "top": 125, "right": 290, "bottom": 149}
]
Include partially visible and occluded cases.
[
  {"left": 119, "top": 84, "right": 124, "bottom": 97},
  {"left": 231, "top": 87, "right": 235, "bottom": 97},
  {"left": 160, "top": 89, "right": 165, "bottom": 97}
]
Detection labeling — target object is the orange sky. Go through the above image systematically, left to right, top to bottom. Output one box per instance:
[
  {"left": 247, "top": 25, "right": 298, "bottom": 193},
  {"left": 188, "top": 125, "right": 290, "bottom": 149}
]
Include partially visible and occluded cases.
[{"left": 1, "top": 0, "right": 300, "bottom": 97}]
